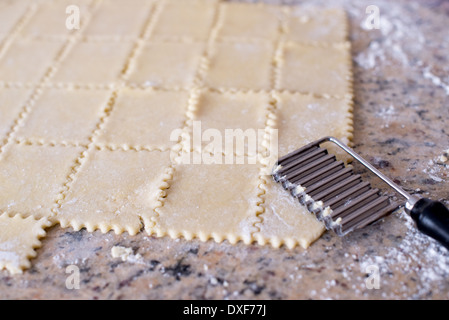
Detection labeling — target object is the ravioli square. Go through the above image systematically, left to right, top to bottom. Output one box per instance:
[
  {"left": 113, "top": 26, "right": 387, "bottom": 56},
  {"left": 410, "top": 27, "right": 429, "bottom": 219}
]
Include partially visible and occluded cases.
[
  {"left": 84, "top": 0, "right": 153, "bottom": 37},
  {"left": 152, "top": 0, "right": 217, "bottom": 40},
  {"left": 218, "top": 2, "right": 281, "bottom": 40},
  {"left": 286, "top": 7, "right": 347, "bottom": 43},
  {"left": 0, "top": 39, "right": 63, "bottom": 82},
  {"left": 52, "top": 42, "right": 134, "bottom": 84},
  {"left": 127, "top": 42, "right": 204, "bottom": 87},
  {"left": 204, "top": 42, "right": 273, "bottom": 90},
  {"left": 278, "top": 42, "right": 351, "bottom": 95},
  {"left": 15, "top": 88, "right": 111, "bottom": 144},
  {"left": 97, "top": 88, "right": 189, "bottom": 148},
  {"left": 194, "top": 90, "right": 268, "bottom": 155},
  {"left": 274, "top": 92, "right": 352, "bottom": 157},
  {"left": 0, "top": 144, "right": 83, "bottom": 219},
  {"left": 57, "top": 149, "right": 172, "bottom": 235},
  {"left": 152, "top": 160, "right": 262, "bottom": 244},
  {"left": 254, "top": 179, "right": 325, "bottom": 249}
]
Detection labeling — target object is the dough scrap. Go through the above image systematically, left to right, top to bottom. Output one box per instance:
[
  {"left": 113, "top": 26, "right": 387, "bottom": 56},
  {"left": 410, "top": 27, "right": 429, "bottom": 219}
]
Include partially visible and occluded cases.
[
  {"left": 0, "top": 0, "right": 353, "bottom": 274},
  {"left": 0, "top": 213, "right": 51, "bottom": 274},
  {"left": 111, "top": 245, "right": 142, "bottom": 263}
]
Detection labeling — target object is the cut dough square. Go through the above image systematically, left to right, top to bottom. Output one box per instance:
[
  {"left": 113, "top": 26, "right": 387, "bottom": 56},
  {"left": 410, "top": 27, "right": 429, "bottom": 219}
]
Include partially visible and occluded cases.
[
  {"left": 0, "top": 0, "right": 30, "bottom": 35},
  {"left": 21, "top": 0, "right": 92, "bottom": 37},
  {"left": 84, "top": 0, "right": 153, "bottom": 37},
  {"left": 152, "top": 0, "right": 217, "bottom": 40},
  {"left": 218, "top": 2, "right": 281, "bottom": 40},
  {"left": 286, "top": 7, "right": 347, "bottom": 43},
  {"left": 0, "top": 39, "right": 63, "bottom": 82},
  {"left": 52, "top": 42, "right": 134, "bottom": 84},
  {"left": 127, "top": 42, "right": 204, "bottom": 88},
  {"left": 204, "top": 42, "right": 273, "bottom": 90},
  {"left": 278, "top": 42, "right": 351, "bottom": 96},
  {"left": 0, "top": 87, "right": 34, "bottom": 140},
  {"left": 15, "top": 88, "right": 111, "bottom": 144},
  {"left": 97, "top": 88, "right": 189, "bottom": 148},
  {"left": 194, "top": 90, "right": 268, "bottom": 155},
  {"left": 274, "top": 92, "right": 353, "bottom": 157},
  {"left": 0, "top": 144, "right": 83, "bottom": 219},
  {"left": 57, "top": 149, "right": 172, "bottom": 235},
  {"left": 152, "top": 160, "right": 262, "bottom": 244},
  {"left": 254, "top": 179, "right": 325, "bottom": 249},
  {"left": 0, "top": 213, "right": 51, "bottom": 274}
]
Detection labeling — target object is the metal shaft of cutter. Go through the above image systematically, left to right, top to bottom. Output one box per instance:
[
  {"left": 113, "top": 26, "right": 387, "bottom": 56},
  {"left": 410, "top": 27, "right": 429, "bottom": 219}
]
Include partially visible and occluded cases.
[{"left": 323, "top": 137, "right": 413, "bottom": 201}]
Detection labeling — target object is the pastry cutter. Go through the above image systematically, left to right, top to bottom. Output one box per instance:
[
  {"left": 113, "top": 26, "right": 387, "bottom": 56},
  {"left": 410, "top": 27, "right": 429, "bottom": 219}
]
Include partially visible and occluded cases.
[{"left": 272, "top": 136, "right": 449, "bottom": 249}]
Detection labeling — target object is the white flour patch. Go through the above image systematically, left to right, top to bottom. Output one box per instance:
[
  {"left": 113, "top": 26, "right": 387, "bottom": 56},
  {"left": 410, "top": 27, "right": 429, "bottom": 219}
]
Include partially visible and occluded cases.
[
  {"left": 354, "top": 3, "right": 424, "bottom": 71},
  {"left": 423, "top": 67, "right": 449, "bottom": 96},
  {"left": 375, "top": 105, "right": 396, "bottom": 119},
  {"left": 422, "top": 155, "right": 448, "bottom": 184},
  {"left": 360, "top": 210, "right": 449, "bottom": 298}
]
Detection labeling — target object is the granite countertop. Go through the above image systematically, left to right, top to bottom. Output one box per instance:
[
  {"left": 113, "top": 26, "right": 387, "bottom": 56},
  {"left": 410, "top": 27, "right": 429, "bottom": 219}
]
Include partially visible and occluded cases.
[{"left": 1, "top": 0, "right": 449, "bottom": 299}]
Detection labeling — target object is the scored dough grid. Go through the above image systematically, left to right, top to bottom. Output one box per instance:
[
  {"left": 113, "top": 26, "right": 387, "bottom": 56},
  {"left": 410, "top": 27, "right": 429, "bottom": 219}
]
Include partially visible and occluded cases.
[{"left": 0, "top": 0, "right": 353, "bottom": 273}]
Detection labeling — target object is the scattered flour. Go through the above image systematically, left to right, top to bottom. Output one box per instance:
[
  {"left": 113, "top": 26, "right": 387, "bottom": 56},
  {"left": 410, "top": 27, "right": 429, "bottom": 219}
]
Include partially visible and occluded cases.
[
  {"left": 354, "top": 2, "right": 427, "bottom": 72},
  {"left": 375, "top": 105, "right": 397, "bottom": 127},
  {"left": 376, "top": 105, "right": 396, "bottom": 118},
  {"left": 422, "top": 152, "right": 449, "bottom": 183},
  {"left": 360, "top": 210, "right": 449, "bottom": 298}
]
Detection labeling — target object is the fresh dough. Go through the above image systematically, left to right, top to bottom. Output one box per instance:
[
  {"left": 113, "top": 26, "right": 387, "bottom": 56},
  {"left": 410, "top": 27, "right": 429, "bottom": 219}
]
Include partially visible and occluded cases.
[
  {"left": 0, "top": 0, "right": 353, "bottom": 274},
  {"left": 0, "top": 213, "right": 50, "bottom": 274}
]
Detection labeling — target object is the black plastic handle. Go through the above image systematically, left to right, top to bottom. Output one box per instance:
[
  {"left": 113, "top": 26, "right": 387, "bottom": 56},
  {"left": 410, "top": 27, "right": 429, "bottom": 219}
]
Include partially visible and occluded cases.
[{"left": 411, "top": 198, "right": 449, "bottom": 250}]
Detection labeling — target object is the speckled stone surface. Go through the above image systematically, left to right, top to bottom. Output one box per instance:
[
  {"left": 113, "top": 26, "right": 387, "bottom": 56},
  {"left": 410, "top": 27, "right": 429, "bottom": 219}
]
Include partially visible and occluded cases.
[{"left": 1, "top": 0, "right": 449, "bottom": 300}]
